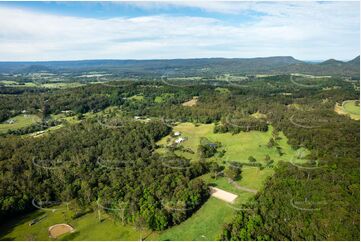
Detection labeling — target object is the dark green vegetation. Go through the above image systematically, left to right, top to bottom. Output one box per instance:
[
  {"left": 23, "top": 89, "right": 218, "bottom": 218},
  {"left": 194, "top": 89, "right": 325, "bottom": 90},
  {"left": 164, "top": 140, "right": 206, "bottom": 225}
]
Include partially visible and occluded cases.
[
  {"left": 0, "top": 60, "right": 359, "bottom": 240},
  {"left": 0, "top": 119, "right": 210, "bottom": 232}
]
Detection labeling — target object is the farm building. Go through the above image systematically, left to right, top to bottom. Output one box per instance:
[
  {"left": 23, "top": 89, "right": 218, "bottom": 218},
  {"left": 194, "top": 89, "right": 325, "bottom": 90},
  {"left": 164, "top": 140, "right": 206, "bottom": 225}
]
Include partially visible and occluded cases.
[
  {"left": 6, "top": 119, "right": 15, "bottom": 124},
  {"left": 175, "top": 137, "right": 186, "bottom": 144}
]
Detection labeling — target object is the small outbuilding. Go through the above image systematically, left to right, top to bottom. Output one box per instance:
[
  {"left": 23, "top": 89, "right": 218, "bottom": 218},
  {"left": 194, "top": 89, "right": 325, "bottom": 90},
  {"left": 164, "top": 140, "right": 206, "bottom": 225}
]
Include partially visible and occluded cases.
[{"left": 175, "top": 137, "right": 186, "bottom": 144}]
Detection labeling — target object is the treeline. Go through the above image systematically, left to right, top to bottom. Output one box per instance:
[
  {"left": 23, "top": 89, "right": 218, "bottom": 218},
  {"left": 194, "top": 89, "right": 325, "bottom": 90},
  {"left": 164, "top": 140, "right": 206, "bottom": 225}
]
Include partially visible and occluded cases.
[{"left": 214, "top": 116, "right": 268, "bottom": 133}]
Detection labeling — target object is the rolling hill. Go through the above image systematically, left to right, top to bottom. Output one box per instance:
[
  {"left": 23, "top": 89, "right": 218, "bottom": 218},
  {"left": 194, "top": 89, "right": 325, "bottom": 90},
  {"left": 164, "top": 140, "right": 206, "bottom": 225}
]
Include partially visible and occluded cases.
[{"left": 0, "top": 56, "right": 359, "bottom": 77}]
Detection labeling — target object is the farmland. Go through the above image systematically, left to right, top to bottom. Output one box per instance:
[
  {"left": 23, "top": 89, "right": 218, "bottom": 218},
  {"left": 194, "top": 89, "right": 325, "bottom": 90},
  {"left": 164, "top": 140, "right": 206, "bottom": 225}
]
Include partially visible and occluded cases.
[
  {"left": 0, "top": 114, "right": 41, "bottom": 134},
  {"left": 156, "top": 122, "right": 308, "bottom": 165},
  {"left": 159, "top": 198, "right": 234, "bottom": 241},
  {"left": 0, "top": 204, "right": 158, "bottom": 241}
]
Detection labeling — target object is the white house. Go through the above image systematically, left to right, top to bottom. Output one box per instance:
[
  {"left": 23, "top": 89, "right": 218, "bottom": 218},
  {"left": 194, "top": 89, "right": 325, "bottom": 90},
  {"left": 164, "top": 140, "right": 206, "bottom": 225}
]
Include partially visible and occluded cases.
[
  {"left": 6, "top": 119, "right": 15, "bottom": 124},
  {"left": 174, "top": 131, "right": 181, "bottom": 136},
  {"left": 175, "top": 137, "right": 186, "bottom": 144}
]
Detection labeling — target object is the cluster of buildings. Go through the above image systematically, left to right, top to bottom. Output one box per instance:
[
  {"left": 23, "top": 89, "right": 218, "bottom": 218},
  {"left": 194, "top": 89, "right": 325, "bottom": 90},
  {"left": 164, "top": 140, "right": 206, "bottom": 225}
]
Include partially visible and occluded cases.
[{"left": 173, "top": 131, "right": 186, "bottom": 144}]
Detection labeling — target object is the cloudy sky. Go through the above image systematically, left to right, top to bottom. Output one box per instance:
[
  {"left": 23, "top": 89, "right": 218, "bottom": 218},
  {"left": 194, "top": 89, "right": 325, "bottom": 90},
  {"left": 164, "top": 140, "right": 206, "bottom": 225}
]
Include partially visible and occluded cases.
[{"left": 0, "top": 1, "right": 359, "bottom": 61}]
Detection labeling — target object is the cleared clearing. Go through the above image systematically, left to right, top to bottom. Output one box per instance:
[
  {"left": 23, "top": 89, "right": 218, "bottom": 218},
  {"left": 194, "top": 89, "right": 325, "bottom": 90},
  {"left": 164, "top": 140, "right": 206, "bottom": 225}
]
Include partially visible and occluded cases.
[
  {"left": 182, "top": 96, "right": 198, "bottom": 107},
  {"left": 334, "top": 100, "right": 360, "bottom": 120},
  {"left": 251, "top": 111, "right": 267, "bottom": 119},
  {"left": 0, "top": 114, "right": 41, "bottom": 134},
  {"left": 156, "top": 122, "right": 309, "bottom": 240},
  {"left": 157, "top": 122, "right": 308, "bottom": 164},
  {"left": 210, "top": 187, "right": 238, "bottom": 203},
  {"left": 159, "top": 198, "right": 234, "bottom": 241},
  {"left": 0, "top": 205, "right": 157, "bottom": 241},
  {"left": 48, "top": 224, "right": 74, "bottom": 238}
]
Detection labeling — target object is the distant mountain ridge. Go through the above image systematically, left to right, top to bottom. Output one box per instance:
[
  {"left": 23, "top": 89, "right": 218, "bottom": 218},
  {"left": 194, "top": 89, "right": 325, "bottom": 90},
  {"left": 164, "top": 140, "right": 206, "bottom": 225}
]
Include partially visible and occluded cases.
[{"left": 0, "top": 55, "right": 359, "bottom": 77}]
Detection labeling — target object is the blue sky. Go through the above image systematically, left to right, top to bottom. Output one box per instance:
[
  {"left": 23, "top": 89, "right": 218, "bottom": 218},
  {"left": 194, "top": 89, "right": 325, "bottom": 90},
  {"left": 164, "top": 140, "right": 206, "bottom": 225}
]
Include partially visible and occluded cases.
[{"left": 0, "top": 1, "right": 359, "bottom": 61}]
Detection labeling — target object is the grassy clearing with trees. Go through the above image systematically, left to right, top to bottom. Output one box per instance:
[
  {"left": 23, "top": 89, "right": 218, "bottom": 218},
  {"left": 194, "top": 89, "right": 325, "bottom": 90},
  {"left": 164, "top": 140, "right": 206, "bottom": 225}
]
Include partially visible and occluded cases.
[
  {"left": 0, "top": 114, "right": 41, "bottom": 134},
  {"left": 155, "top": 122, "right": 309, "bottom": 239},
  {"left": 157, "top": 122, "right": 308, "bottom": 165},
  {"left": 159, "top": 198, "right": 233, "bottom": 241},
  {"left": 0, "top": 204, "right": 158, "bottom": 241}
]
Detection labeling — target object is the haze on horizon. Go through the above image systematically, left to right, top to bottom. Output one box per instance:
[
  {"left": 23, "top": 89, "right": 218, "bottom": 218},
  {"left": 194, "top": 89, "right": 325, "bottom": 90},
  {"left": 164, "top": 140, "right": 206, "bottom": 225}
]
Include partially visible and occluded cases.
[{"left": 0, "top": 1, "right": 359, "bottom": 61}]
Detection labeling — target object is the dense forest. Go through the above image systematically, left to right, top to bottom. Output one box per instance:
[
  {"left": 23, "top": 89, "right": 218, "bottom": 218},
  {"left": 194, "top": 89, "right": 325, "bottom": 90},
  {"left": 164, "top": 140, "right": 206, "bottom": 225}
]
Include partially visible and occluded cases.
[
  {"left": 0, "top": 72, "right": 359, "bottom": 240},
  {"left": 0, "top": 119, "right": 210, "bottom": 230}
]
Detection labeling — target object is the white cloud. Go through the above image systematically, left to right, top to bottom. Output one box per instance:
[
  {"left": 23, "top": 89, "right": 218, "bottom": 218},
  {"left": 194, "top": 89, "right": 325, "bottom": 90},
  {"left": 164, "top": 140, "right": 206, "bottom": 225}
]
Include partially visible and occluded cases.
[{"left": 0, "top": 1, "right": 358, "bottom": 61}]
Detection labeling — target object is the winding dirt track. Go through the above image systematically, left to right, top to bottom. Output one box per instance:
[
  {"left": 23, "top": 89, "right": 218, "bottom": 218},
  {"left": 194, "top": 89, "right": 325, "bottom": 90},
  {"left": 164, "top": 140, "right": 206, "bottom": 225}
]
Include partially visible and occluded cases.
[{"left": 228, "top": 179, "right": 258, "bottom": 194}]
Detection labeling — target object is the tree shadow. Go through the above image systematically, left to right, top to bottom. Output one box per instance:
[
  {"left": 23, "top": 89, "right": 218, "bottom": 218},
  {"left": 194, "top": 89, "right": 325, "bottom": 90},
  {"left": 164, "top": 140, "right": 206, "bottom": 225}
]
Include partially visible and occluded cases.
[{"left": 0, "top": 209, "right": 45, "bottom": 240}]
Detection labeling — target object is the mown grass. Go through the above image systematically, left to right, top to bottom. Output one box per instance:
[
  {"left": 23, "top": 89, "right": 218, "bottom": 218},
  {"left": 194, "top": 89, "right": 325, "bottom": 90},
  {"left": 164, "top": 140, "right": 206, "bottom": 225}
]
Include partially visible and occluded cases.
[
  {"left": 41, "top": 82, "right": 83, "bottom": 89},
  {"left": 215, "top": 87, "right": 230, "bottom": 94},
  {"left": 154, "top": 93, "right": 175, "bottom": 103},
  {"left": 128, "top": 94, "right": 144, "bottom": 101},
  {"left": 335, "top": 100, "right": 360, "bottom": 120},
  {"left": 343, "top": 100, "right": 360, "bottom": 115},
  {"left": 0, "top": 114, "right": 41, "bottom": 133},
  {"left": 155, "top": 122, "right": 307, "bottom": 240},
  {"left": 157, "top": 122, "right": 307, "bottom": 165},
  {"left": 200, "top": 168, "right": 274, "bottom": 193},
  {"left": 159, "top": 197, "right": 234, "bottom": 241},
  {"left": 0, "top": 204, "right": 158, "bottom": 241}
]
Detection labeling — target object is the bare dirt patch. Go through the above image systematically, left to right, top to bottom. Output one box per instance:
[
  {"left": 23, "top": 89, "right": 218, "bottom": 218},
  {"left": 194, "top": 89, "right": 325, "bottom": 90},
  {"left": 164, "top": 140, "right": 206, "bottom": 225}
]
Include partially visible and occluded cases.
[
  {"left": 182, "top": 96, "right": 198, "bottom": 107},
  {"left": 210, "top": 187, "right": 238, "bottom": 203},
  {"left": 48, "top": 224, "right": 74, "bottom": 238}
]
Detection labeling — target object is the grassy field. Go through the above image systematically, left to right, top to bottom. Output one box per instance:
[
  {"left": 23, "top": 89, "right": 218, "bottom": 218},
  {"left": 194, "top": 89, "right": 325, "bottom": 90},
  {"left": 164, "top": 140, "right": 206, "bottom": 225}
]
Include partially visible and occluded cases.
[
  {"left": 291, "top": 73, "right": 332, "bottom": 79},
  {"left": 216, "top": 74, "right": 248, "bottom": 82},
  {"left": 167, "top": 76, "right": 202, "bottom": 81},
  {"left": 0, "top": 80, "right": 18, "bottom": 85},
  {"left": 0, "top": 81, "right": 84, "bottom": 89},
  {"left": 41, "top": 82, "right": 84, "bottom": 89},
  {"left": 215, "top": 87, "right": 230, "bottom": 94},
  {"left": 154, "top": 93, "right": 175, "bottom": 103},
  {"left": 128, "top": 94, "right": 145, "bottom": 101},
  {"left": 335, "top": 100, "right": 360, "bottom": 120},
  {"left": 343, "top": 100, "right": 360, "bottom": 115},
  {"left": 251, "top": 111, "right": 267, "bottom": 119},
  {"left": 28, "top": 113, "right": 80, "bottom": 137},
  {"left": 0, "top": 114, "right": 41, "bottom": 134},
  {"left": 155, "top": 122, "right": 308, "bottom": 240},
  {"left": 157, "top": 122, "right": 307, "bottom": 164},
  {"left": 201, "top": 168, "right": 274, "bottom": 193},
  {"left": 159, "top": 197, "right": 234, "bottom": 241},
  {"left": 0, "top": 204, "right": 158, "bottom": 241}
]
